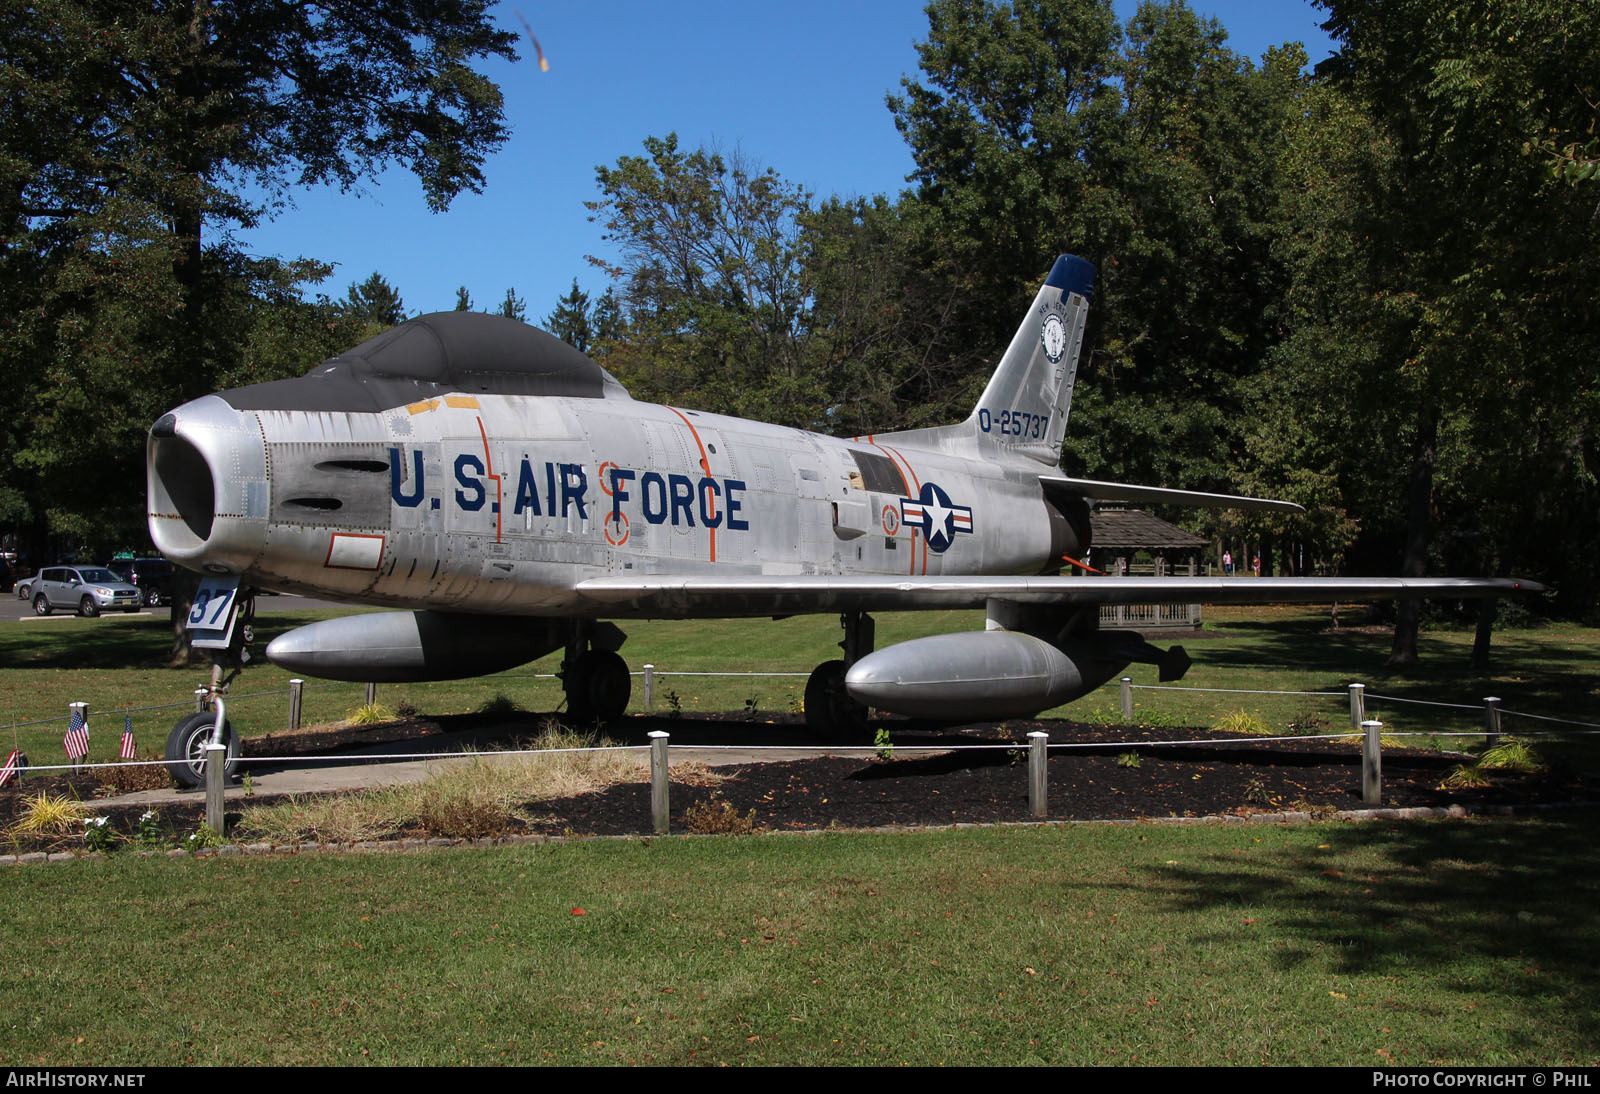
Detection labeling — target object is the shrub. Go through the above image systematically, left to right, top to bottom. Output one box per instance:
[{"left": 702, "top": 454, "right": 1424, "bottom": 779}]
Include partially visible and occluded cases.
[
  {"left": 477, "top": 694, "right": 521, "bottom": 718},
  {"left": 347, "top": 703, "right": 394, "bottom": 725},
  {"left": 1212, "top": 710, "right": 1269, "bottom": 735},
  {"left": 873, "top": 726, "right": 895, "bottom": 762},
  {"left": 1477, "top": 737, "right": 1545, "bottom": 773},
  {"left": 98, "top": 750, "right": 170, "bottom": 794},
  {"left": 1441, "top": 764, "right": 1491, "bottom": 789},
  {"left": 15, "top": 792, "right": 85, "bottom": 834},
  {"left": 416, "top": 792, "right": 515, "bottom": 839},
  {"left": 683, "top": 794, "right": 761, "bottom": 835},
  {"left": 82, "top": 816, "right": 117, "bottom": 851}
]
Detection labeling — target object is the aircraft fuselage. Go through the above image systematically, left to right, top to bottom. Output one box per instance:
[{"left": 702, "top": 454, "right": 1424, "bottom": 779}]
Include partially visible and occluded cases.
[{"left": 151, "top": 390, "right": 1066, "bottom": 618}]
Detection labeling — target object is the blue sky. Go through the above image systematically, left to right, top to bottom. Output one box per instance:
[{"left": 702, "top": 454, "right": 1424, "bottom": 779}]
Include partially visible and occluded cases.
[{"left": 234, "top": 1, "right": 1337, "bottom": 323}]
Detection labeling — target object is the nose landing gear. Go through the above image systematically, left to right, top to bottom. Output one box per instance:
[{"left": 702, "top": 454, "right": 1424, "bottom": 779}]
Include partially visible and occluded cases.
[{"left": 164, "top": 586, "right": 254, "bottom": 790}]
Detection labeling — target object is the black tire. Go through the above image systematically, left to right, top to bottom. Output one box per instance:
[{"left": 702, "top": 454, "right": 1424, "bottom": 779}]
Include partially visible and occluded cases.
[
  {"left": 32, "top": 593, "right": 50, "bottom": 616},
  {"left": 78, "top": 595, "right": 99, "bottom": 618},
  {"left": 565, "top": 649, "right": 631, "bottom": 722},
  {"left": 804, "top": 659, "right": 870, "bottom": 742},
  {"left": 164, "top": 711, "right": 239, "bottom": 790}
]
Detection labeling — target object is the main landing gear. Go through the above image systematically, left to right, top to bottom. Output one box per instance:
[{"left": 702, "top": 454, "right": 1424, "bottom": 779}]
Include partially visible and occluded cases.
[
  {"left": 804, "top": 611, "right": 874, "bottom": 742},
  {"left": 552, "top": 614, "right": 876, "bottom": 740},
  {"left": 560, "top": 621, "right": 631, "bottom": 724}
]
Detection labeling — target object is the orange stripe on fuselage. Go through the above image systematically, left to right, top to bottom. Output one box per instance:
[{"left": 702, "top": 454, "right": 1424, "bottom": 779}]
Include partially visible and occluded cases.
[
  {"left": 666, "top": 407, "right": 717, "bottom": 563},
  {"left": 476, "top": 417, "right": 502, "bottom": 543},
  {"left": 868, "top": 435, "right": 926, "bottom": 576},
  {"left": 879, "top": 443, "right": 927, "bottom": 575}
]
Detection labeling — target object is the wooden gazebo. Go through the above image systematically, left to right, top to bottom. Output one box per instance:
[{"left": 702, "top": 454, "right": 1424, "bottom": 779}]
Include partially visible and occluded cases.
[{"left": 1087, "top": 506, "right": 1209, "bottom": 630}]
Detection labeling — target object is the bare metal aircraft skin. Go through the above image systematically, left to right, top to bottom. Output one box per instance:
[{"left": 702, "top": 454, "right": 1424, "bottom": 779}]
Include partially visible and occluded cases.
[{"left": 147, "top": 255, "right": 1536, "bottom": 728}]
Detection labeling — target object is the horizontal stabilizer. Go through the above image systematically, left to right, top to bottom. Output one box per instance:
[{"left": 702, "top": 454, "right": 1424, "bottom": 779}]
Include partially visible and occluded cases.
[{"left": 1042, "top": 475, "right": 1304, "bottom": 513}]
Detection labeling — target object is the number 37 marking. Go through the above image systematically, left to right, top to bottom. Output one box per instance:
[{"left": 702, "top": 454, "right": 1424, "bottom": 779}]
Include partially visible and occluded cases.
[{"left": 187, "top": 581, "right": 236, "bottom": 629}]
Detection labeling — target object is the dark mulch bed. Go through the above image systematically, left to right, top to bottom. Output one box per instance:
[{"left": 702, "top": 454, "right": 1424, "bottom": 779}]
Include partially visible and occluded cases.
[
  {"left": 3, "top": 713, "right": 1593, "bottom": 853},
  {"left": 521, "top": 718, "right": 1594, "bottom": 836}
]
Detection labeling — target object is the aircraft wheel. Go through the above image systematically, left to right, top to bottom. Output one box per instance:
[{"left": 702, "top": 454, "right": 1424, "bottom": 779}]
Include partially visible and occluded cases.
[
  {"left": 33, "top": 594, "right": 51, "bottom": 616},
  {"left": 78, "top": 595, "right": 100, "bottom": 618},
  {"left": 566, "top": 649, "right": 631, "bottom": 723},
  {"left": 805, "top": 660, "right": 869, "bottom": 742},
  {"left": 164, "top": 711, "right": 239, "bottom": 790}
]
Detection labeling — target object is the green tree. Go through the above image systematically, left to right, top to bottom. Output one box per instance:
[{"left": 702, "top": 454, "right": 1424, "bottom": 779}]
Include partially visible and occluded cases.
[
  {"left": 0, "top": 0, "right": 517, "bottom": 559},
  {"left": 890, "top": 0, "right": 1306, "bottom": 498},
  {"left": 1301, "top": 0, "right": 1600, "bottom": 650},
  {"left": 587, "top": 134, "right": 816, "bottom": 424},
  {"left": 343, "top": 272, "right": 406, "bottom": 329},
  {"left": 544, "top": 279, "right": 594, "bottom": 351},
  {"left": 454, "top": 286, "right": 474, "bottom": 311},
  {"left": 589, "top": 287, "right": 626, "bottom": 351},
  {"left": 496, "top": 288, "right": 527, "bottom": 322}
]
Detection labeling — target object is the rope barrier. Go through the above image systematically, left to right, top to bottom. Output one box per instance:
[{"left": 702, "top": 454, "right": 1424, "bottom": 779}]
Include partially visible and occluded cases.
[
  {"left": 1131, "top": 685, "right": 1346, "bottom": 697},
  {"left": 1364, "top": 693, "right": 1485, "bottom": 710},
  {"left": 1501, "top": 709, "right": 1600, "bottom": 731}
]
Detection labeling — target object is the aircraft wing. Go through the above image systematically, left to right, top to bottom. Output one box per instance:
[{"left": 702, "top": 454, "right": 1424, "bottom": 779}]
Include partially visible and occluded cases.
[
  {"left": 1040, "top": 475, "right": 1305, "bottom": 513},
  {"left": 573, "top": 574, "right": 1540, "bottom": 617}
]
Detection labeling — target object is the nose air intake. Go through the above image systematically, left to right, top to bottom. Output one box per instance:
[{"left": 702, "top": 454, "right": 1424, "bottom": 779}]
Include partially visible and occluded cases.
[{"left": 149, "top": 431, "right": 216, "bottom": 549}]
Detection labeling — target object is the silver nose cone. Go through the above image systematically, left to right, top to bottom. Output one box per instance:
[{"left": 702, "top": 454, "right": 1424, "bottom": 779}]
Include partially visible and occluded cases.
[{"left": 147, "top": 396, "right": 269, "bottom": 574}]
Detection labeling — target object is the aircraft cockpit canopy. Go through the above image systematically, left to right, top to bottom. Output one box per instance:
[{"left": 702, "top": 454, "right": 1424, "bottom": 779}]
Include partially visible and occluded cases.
[{"left": 217, "top": 311, "right": 632, "bottom": 413}]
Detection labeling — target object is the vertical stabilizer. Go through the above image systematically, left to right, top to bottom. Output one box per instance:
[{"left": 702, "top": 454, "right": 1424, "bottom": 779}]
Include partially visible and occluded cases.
[{"left": 970, "top": 254, "right": 1094, "bottom": 464}]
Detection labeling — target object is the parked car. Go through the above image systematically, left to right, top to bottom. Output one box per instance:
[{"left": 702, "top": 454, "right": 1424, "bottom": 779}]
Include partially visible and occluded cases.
[
  {"left": 105, "top": 557, "right": 173, "bottom": 606},
  {"left": 30, "top": 566, "right": 143, "bottom": 617},
  {"left": 15, "top": 573, "right": 36, "bottom": 600}
]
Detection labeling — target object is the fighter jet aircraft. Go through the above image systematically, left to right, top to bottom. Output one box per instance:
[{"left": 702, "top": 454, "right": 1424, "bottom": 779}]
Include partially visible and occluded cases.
[{"left": 146, "top": 254, "right": 1535, "bottom": 782}]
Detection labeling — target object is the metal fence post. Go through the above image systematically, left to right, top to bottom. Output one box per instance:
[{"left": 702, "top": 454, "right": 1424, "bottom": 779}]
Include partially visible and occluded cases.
[
  {"left": 643, "top": 664, "right": 655, "bottom": 712},
  {"left": 1120, "top": 677, "right": 1133, "bottom": 722},
  {"left": 288, "top": 679, "right": 304, "bottom": 731},
  {"left": 364, "top": 681, "right": 377, "bottom": 707},
  {"left": 1348, "top": 683, "right": 1366, "bottom": 731},
  {"left": 204, "top": 697, "right": 229, "bottom": 835},
  {"left": 1484, "top": 697, "right": 1502, "bottom": 745},
  {"left": 1361, "top": 720, "right": 1383, "bottom": 806},
  {"left": 649, "top": 731, "right": 670, "bottom": 835},
  {"left": 1028, "top": 731, "right": 1048, "bottom": 818},
  {"left": 205, "top": 742, "right": 226, "bottom": 834}
]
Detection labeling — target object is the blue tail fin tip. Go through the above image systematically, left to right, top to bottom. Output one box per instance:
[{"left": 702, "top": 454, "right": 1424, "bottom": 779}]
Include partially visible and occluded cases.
[{"left": 1045, "top": 254, "right": 1096, "bottom": 300}]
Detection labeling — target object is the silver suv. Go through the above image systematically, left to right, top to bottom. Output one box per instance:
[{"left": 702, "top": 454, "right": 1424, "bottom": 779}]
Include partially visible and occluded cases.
[{"left": 31, "top": 567, "right": 143, "bottom": 617}]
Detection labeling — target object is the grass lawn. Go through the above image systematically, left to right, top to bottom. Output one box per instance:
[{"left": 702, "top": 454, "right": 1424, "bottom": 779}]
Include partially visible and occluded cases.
[
  {"left": 2, "top": 605, "right": 1596, "bottom": 1066},
  {"left": 3, "top": 817, "right": 1596, "bottom": 1065}
]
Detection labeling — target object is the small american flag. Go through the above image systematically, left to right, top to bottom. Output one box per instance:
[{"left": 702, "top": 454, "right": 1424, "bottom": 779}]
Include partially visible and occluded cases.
[
  {"left": 63, "top": 709, "right": 90, "bottom": 760},
  {"left": 120, "top": 714, "right": 137, "bottom": 760},
  {"left": 0, "top": 749, "right": 22, "bottom": 788}
]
